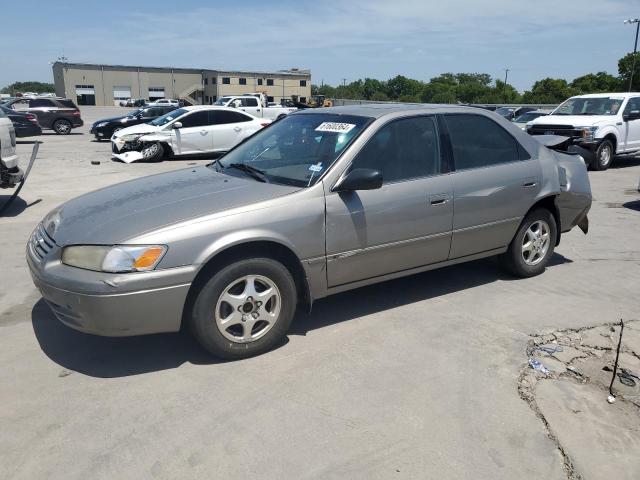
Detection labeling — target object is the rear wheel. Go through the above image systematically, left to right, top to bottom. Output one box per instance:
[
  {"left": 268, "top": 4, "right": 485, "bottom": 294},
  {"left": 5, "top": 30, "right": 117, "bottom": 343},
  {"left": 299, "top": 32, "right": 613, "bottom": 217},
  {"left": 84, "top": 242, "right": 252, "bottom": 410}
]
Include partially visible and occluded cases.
[
  {"left": 53, "top": 119, "right": 72, "bottom": 135},
  {"left": 591, "top": 139, "right": 614, "bottom": 171},
  {"left": 501, "top": 208, "right": 556, "bottom": 278},
  {"left": 189, "top": 258, "right": 297, "bottom": 359}
]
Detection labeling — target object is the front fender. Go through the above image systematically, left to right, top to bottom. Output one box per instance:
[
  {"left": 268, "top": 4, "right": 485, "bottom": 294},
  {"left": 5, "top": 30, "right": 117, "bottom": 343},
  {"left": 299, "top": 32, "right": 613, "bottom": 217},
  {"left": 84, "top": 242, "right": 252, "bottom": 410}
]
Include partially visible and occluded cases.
[
  {"left": 595, "top": 126, "right": 620, "bottom": 149},
  {"left": 139, "top": 132, "right": 172, "bottom": 143}
]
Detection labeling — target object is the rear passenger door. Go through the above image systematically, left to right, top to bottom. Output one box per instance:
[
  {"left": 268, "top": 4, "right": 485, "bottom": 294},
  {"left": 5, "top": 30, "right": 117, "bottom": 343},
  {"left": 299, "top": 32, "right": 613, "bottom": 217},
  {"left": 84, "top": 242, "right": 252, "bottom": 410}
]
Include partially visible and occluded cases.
[
  {"left": 209, "top": 110, "right": 254, "bottom": 151},
  {"left": 443, "top": 113, "right": 541, "bottom": 258}
]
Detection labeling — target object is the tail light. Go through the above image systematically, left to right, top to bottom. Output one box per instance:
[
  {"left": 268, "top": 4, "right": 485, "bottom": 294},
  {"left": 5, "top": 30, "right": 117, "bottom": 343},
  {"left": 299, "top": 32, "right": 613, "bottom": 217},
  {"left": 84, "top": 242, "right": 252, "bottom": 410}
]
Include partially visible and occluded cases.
[
  {"left": 72, "top": 110, "right": 81, "bottom": 116},
  {"left": 26, "top": 114, "right": 38, "bottom": 123},
  {"left": 260, "top": 122, "right": 270, "bottom": 127}
]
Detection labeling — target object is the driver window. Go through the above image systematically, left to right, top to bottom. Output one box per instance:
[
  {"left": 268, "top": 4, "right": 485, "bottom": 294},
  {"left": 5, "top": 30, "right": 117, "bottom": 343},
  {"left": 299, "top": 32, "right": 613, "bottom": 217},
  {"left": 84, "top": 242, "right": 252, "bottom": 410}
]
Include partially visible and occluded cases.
[{"left": 350, "top": 116, "right": 441, "bottom": 183}]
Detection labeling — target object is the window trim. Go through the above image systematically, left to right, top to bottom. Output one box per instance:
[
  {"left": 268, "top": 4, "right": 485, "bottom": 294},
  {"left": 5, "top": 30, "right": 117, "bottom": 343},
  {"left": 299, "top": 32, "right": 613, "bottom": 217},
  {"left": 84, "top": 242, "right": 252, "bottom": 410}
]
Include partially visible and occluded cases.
[
  {"left": 439, "top": 113, "right": 531, "bottom": 173},
  {"left": 338, "top": 114, "right": 446, "bottom": 188}
]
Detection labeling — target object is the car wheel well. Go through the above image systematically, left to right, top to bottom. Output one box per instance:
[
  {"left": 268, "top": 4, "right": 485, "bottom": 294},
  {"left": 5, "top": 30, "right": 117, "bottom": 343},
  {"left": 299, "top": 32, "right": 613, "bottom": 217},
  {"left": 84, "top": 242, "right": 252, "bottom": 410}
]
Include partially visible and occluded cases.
[
  {"left": 601, "top": 134, "right": 616, "bottom": 152},
  {"left": 525, "top": 196, "right": 561, "bottom": 246},
  {"left": 182, "top": 241, "right": 310, "bottom": 328}
]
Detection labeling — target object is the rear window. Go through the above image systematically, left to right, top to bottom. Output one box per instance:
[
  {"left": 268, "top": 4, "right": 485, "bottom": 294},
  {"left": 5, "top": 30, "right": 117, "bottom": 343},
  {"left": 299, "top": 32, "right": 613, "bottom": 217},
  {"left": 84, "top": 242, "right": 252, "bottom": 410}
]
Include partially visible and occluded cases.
[{"left": 56, "top": 99, "right": 78, "bottom": 109}]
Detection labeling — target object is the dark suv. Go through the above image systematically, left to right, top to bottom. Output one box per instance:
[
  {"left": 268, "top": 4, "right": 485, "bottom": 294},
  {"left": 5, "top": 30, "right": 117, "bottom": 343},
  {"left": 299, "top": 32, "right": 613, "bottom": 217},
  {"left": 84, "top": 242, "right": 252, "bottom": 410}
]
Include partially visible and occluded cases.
[
  {"left": 3, "top": 97, "right": 83, "bottom": 134},
  {"left": 90, "top": 105, "right": 177, "bottom": 140}
]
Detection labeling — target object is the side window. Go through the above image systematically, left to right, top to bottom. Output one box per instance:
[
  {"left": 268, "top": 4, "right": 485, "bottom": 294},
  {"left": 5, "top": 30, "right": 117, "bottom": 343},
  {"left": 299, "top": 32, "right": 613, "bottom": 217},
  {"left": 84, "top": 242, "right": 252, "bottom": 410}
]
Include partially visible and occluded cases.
[
  {"left": 241, "top": 97, "right": 258, "bottom": 107},
  {"left": 623, "top": 97, "right": 640, "bottom": 115},
  {"left": 29, "top": 99, "right": 55, "bottom": 108},
  {"left": 11, "top": 100, "right": 30, "bottom": 111},
  {"left": 140, "top": 108, "right": 154, "bottom": 117},
  {"left": 178, "top": 111, "right": 209, "bottom": 128},
  {"left": 210, "top": 111, "right": 252, "bottom": 124},
  {"left": 444, "top": 114, "right": 521, "bottom": 170},
  {"left": 351, "top": 116, "right": 440, "bottom": 183}
]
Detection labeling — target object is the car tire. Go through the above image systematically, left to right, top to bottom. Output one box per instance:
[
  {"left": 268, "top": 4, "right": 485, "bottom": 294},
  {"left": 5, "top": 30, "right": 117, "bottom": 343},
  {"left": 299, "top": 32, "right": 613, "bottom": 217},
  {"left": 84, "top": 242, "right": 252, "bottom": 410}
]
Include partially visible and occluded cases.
[
  {"left": 53, "top": 119, "right": 72, "bottom": 135},
  {"left": 591, "top": 139, "right": 614, "bottom": 171},
  {"left": 140, "top": 142, "right": 165, "bottom": 162},
  {"left": 501, "top": 208, "right": 557, "bottom": 278},
  {"left": 189, "top": 258, "right": 297, "bottom": 359}
]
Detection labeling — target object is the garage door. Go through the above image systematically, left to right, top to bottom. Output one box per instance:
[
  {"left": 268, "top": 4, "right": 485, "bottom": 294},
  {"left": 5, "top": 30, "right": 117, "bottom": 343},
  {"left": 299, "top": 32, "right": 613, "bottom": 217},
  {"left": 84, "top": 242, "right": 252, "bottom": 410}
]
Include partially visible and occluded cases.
[
  {"left": 75, "top": 84, "right": 95, "bottom": 105},
  {"left": 113, "top": 86, "right": 131, "bottom": 105},
  {"left": 149, "top": 87, "right": 165, "bottom": 99}
]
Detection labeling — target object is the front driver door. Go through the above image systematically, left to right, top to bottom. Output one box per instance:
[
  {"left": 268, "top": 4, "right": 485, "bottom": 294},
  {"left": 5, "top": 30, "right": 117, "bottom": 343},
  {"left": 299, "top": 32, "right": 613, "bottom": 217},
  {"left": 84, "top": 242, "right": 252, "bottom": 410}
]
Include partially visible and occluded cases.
[
  {"left": 622, "top": 96, "right": 640, "bottom": 152},
  {"left": 172, "top": 110, "right": 212, "bottom": 154},
  {"left": 325, "top": 115, "right": 453, "bottom": 287}
]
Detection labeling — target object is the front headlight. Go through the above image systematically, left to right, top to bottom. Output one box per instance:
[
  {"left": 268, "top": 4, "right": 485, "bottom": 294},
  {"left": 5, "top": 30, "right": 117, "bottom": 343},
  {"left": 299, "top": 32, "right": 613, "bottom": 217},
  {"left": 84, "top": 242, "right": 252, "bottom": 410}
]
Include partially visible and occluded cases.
[
  {"left": 96, "top": 121, "right": 108, "bottom": 128},
  {"left": 578, "top": 126, "right": 598, "bottom": 142},
  {"left": 120, "top": 133, "right": 143, "bottom": 142},
  {"left": 62, "top": 245, "right": 167, "bottom": 272}
]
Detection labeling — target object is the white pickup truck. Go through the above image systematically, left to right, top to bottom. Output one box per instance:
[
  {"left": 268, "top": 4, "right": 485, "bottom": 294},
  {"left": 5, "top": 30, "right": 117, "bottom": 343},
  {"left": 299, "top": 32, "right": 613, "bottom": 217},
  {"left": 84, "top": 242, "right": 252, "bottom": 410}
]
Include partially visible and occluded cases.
[
  {"left": 526, "top": 92, "right": 640, "bottom": 170},
  {"left": 214, "top": 95, "right": 296, "bottom": 121}
]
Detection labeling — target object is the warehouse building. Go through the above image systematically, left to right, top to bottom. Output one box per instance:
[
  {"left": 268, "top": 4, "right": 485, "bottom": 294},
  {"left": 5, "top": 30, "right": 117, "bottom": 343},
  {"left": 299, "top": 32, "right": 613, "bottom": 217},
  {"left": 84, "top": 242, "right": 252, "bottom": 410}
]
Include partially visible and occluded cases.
[{"left": 52, "top": 62, "right": 312, "bottom": 106}]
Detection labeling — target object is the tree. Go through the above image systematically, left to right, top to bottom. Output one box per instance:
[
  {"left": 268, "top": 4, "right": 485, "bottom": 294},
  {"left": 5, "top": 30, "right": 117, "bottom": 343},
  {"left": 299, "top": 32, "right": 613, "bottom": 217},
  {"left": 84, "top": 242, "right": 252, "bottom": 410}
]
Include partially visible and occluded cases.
[
  {"left": 618, "top": 52, "right": 640, "bottom": 91},
  {"left": 570, "top": 72, "right": 621, "bottom": 93},
  {"left": 385, "top": 75, "right": 422, "bottom": 100},
  {"left": 521, "top": 78, "right": 576, "bottom": 104},
  {"left": 1, "top": 81, "right": 55, "bottom": 95}
]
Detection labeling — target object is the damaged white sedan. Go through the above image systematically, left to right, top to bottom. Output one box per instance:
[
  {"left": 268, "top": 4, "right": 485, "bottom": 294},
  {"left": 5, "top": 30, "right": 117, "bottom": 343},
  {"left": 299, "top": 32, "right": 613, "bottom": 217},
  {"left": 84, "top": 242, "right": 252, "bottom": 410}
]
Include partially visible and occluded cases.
[{"left": 111, "top": 106, "right": 270, "bottom": 162}]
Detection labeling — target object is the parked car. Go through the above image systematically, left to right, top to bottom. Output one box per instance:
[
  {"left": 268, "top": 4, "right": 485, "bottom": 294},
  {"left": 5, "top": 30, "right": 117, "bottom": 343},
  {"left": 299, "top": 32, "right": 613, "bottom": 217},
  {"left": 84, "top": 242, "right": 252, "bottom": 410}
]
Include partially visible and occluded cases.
[
  {"left": 526, "top": 92, "right": 640, "bottom": 170},
  {"left": 214, "top": 95, "right": 297, "bottom": 121},
  {"left": 3, "top": 97, "right": 82, "bottom": 134},
  {"left": 126, "top": 98, "right": 146, "bottom": 107},
  {"left": 148, "top": 99, "right": 179, "bottom": 107},
  {"left": 0, "top": 104, "right": 42, "bottom": 137},
  {"left": 27, "top": 104, "right": 592, "bottom": 359},
  {"left": 90, "top": 105, "right": 177, "bottom": 141},
  {"left": 110, "top": 106, "right": 270, "bottom": 162},
  {"left": 496, "top": 107, "right": 517, "bottom": 120},
  {"left": 0, "top": 108, "right": 23, "bottom": 188},
  {"left": 512, "top": 110, "right": 550, "bottom": 130}
]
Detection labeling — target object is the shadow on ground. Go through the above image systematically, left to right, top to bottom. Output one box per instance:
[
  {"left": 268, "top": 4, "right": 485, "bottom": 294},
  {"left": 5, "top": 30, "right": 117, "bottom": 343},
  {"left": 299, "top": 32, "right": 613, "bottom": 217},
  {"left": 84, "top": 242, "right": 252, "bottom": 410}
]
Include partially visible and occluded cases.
[
  {"left": 610, "top": 155, "right": 640, "bottom": 169},
  {"left": 0, "top": 196, "right": 41, "bottom": 217},
  {"left": 623, "top": 200, "right": 640, "bottom": 212},
  {"left": 32, "top": 253, "right": 572, "bottom": 378}
]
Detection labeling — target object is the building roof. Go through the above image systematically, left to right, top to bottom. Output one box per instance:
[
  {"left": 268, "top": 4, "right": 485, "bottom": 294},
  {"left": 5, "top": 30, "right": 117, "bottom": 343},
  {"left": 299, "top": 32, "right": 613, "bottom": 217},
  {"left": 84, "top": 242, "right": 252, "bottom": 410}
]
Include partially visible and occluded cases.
[{"left": 52, "top": 62, "right": 310, "bottom": 77}]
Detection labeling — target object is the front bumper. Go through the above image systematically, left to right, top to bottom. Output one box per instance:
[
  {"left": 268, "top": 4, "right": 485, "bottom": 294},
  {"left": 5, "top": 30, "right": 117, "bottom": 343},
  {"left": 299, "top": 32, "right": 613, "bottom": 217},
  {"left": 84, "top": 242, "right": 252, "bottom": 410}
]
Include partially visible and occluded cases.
[
  {"left": 14, "top": 124, "right": 42, "bottom": 137},
  {"left": 26, "top": 225, "right": 194, "bottom": 336}
]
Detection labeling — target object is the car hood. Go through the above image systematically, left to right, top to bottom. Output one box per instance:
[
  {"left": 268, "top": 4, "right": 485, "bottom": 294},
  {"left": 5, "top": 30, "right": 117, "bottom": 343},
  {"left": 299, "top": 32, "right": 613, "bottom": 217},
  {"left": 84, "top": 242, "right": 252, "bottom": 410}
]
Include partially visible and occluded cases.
[
  {"left": 529, "top": 115, "right": 614, "bottom": 127},
  {"left": 94, "top": 116, "right": 127, "bottom": 125},
  {"left": 112, "top": 123, "right": 161, "bottom": 138},
  {"left": 44, "top": 166, "right": 300, "bottom": 245}
]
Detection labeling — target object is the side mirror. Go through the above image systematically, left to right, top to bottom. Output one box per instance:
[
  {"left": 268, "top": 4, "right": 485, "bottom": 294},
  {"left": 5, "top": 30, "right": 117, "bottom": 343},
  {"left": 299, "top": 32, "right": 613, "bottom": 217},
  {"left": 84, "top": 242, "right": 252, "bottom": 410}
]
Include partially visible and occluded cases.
[
  {"left": 623, "top": 110, "right": 640, "bottom": 121},
  {"left": 172, "top": 121, "right": 182, "bottom": 129},
  {"left": 334, "top": 168, "right": 383, "bottom": 192}
]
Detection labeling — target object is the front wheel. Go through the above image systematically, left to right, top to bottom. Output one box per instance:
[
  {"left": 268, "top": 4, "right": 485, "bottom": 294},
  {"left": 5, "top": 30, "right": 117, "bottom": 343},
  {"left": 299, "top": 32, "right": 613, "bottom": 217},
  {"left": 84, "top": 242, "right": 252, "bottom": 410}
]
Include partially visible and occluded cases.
[
  {"left": 591, "top": 139, "right": 614, "bottom": 171},
  {"left": 140, "top": 142, "right": 165, "bottom": 161},
  {"left": 501, "top": 208, "right": 557, "bottom": 278},
  {"left": 189, "top": 258, "right": 297, "bottom": 359}
]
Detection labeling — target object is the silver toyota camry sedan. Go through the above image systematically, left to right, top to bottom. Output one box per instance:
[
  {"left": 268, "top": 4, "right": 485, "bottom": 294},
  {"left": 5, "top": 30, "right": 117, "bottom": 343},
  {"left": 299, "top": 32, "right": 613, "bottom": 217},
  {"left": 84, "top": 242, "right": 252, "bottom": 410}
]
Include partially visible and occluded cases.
[{"left": 27, "top": 104, "right": 592, "bottom": 359}]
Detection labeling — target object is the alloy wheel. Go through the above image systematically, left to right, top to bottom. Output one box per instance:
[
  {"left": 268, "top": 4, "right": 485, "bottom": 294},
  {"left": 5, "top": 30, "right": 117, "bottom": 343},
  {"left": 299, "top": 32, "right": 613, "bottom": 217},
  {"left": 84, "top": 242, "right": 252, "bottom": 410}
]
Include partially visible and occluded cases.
[
  {"left": 521, "top": 220, "right": 551, "bottom": 266},
  {"left": 215, "top": 275, "right": 281, "bottom": 343}
]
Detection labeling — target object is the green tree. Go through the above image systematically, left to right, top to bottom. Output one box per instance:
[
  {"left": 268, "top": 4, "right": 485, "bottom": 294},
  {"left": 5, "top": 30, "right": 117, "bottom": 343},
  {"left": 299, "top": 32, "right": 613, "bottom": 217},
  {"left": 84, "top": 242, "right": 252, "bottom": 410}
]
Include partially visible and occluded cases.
[
  {"left": 618, "top": 52, "right": 640, "bottom": 91},
  {"left": 570, "top": 72, "right": 621, "bottom": 93},
  {"left": 386, "top": 75, "right": 422, "bottom": 100},
  {"left": 521, "top": 78, "right": 576, "bottom": 104},
  {"left": 1, "top": 81, "right": 55, "bottom": 95}
]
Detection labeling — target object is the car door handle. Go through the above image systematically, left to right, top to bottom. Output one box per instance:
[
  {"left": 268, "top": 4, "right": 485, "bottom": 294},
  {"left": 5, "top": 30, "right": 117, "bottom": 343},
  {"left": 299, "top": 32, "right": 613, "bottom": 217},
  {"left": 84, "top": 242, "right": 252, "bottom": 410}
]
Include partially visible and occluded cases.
[
  {"left": 256, "top": 109, "right": 261, "bottom": 112},
  {"left": 234, "top": 127, "right": 242, "bottom": 132},
  {"left": 200, "top": 130, "right": 207, "bottom": 135},
  {"left": 522, "top": 181, "right": 537, "bottom": 188},
  {"left": 429, "top": 194, "right": 450, "bottom": 206}
]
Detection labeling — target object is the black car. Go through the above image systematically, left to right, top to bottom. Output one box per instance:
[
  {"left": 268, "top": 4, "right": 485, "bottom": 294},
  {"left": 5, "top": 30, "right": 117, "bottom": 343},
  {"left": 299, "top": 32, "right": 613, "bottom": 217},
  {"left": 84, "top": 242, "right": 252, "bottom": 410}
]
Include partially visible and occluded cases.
[
  {"left": 3, "top": 97, "right": 83, "bottom": 134},
  {"left": 0, "top": 104, "right": 42, "bottom": 137},
  {"left": 89, "top": 105, "right": 177, "bottom": 141}
]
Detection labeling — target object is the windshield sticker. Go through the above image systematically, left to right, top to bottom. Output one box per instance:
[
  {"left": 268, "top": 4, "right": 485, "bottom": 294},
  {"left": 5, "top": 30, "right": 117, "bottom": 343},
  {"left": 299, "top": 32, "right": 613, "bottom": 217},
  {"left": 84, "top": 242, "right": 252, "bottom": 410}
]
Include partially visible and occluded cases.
[
  {"left": 315, "top": 122, "right": 356, "bottom": 133},
  {"left": 309, "top": 163, "right": 323, "bottom": 173}
]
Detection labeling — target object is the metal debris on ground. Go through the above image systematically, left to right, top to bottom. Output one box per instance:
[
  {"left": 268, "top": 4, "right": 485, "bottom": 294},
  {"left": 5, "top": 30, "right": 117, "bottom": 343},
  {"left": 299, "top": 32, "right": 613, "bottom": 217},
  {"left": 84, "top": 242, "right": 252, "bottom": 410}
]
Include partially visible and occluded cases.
[{"left": 528, "top": 358, "right": 550, "bottom": 376}]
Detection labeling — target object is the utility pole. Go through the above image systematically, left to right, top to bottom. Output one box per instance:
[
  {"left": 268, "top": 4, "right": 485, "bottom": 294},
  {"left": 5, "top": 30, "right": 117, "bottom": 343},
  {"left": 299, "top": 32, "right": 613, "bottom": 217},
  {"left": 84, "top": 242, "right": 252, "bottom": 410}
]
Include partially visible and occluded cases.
[
  {"left": 624, "top": 18, "right": 640, "bottom": 92},
  {"left": 503, "top": 68, "right": 510, "bottom": 102},
  {"left": 342, "top": 78, "right": 347, "bottom": 87}
]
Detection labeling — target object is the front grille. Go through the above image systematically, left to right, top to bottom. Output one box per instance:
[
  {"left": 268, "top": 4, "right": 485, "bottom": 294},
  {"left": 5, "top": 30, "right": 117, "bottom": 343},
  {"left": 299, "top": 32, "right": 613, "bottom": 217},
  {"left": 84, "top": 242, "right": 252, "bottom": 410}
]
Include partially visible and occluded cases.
[
  {"left": 528, "top": 124, "right": 581, "bottom": 137},
  {"left": 30, "top": 223, "right": 56, "bottom": 259}
]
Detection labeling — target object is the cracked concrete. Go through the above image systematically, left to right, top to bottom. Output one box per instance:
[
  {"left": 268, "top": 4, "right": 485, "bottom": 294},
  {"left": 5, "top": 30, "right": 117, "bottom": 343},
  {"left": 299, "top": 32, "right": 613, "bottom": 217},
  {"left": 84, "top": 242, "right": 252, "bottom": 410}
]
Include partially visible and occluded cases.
[{"left": 519, "top": 321, "right": 640, "bottom": 480}]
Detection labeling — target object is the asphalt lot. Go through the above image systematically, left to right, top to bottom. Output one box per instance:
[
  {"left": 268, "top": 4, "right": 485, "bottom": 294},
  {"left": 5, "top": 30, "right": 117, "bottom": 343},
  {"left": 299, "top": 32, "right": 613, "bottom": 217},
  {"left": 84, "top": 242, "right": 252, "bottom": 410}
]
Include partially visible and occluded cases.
[{"left": 1, "top": 106, "right": 639, "bottom": 479}]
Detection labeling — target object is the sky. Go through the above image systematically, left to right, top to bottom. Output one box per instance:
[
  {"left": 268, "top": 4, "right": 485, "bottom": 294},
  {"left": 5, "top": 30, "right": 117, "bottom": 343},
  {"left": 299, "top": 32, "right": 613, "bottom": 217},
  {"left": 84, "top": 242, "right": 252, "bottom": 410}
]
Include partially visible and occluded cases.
[{"left": 2, "top": 0, "right": 640, "bottom": 92}]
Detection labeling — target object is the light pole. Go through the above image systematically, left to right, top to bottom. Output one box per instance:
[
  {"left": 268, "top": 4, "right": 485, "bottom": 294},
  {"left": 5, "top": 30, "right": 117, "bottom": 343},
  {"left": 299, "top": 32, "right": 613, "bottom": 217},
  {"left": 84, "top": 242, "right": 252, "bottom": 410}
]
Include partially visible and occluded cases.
[{"left": 624, "top": 18, "right": 640, "bottom": 92}]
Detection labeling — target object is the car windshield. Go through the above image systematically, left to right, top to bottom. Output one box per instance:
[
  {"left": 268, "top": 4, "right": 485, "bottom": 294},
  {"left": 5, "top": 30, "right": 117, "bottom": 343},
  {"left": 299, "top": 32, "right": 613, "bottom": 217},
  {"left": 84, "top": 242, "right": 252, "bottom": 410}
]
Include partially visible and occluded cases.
[
  {"left": 214, "top": 97, "right": 233, "bottom": 106},
  {"left": 553, "top": 97, "right": 624, "bottom": 116},
  {"left": 496, "top": 107, "right": 514, "bottom": 116},
  {"left": 149, "top": 108, "right": 187, "bottom": 126},
  {"left": 514, "top": 112, "right": 545, "bottom": 123},
  {"left": 214, "top": 113, "right": 372, "bottom": 187}
]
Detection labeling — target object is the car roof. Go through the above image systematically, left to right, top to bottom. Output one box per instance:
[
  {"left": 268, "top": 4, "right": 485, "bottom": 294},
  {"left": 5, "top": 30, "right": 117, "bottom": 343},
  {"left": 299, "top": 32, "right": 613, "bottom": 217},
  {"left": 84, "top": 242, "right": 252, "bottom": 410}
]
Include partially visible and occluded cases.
[
  {"left": 571, "top": 92, "right": 640, "bottom": 99},
  {"left": 307, "top": 103, "right": 493, "bottom": 119},
  {"left": 182, "top": 105, "right": 254, "bottom": 113}
]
